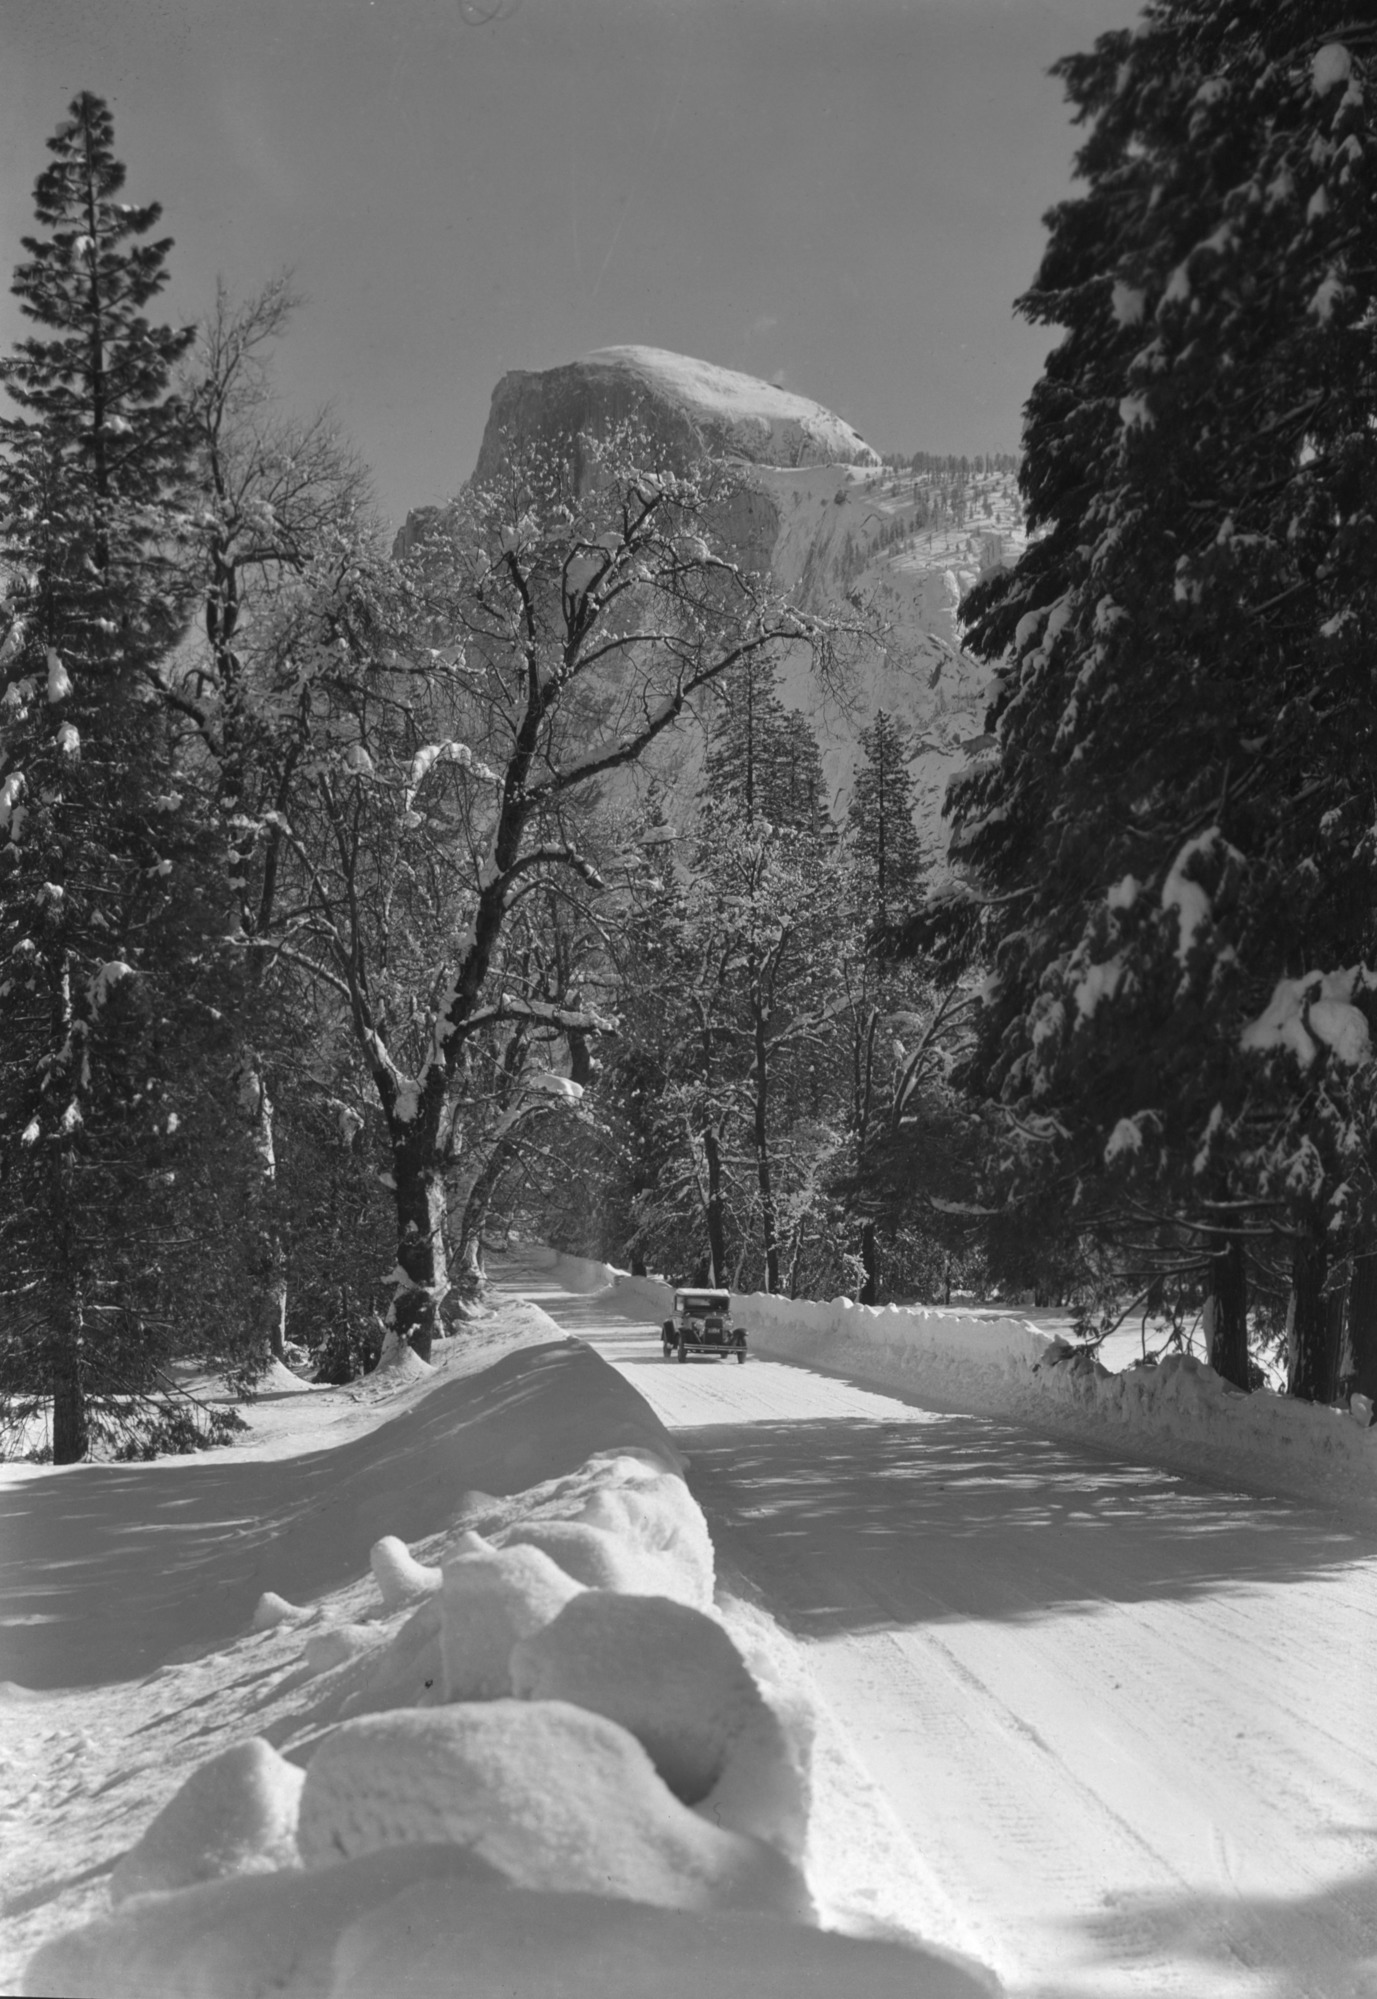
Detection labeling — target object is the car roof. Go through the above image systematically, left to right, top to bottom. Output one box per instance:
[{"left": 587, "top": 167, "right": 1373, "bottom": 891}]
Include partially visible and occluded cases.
[{"left": 676, "top": 1288, "right": 730, "bottom": 1303}]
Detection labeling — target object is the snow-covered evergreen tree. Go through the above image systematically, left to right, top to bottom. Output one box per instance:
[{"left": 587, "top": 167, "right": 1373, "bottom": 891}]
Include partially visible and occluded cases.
[
  {"left": 949, "top": 5, "right": 1377, "bottom": 1396},
  {"left": 0, "top": 95, "right": 203, "bottom": 1459},
  {"left": 704, "top": 654, "right": 828, "bottom": 837},
  {"left": 845, "top": 708, "right": 925, "bottom": 928}
]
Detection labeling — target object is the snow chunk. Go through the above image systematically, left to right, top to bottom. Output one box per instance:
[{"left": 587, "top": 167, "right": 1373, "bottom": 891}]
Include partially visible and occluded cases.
[
  {"left": 1312, "top": 43, "right": 1352, "bottom": 93},
  {"left": 1310, "top": 273, "right": 1346, "bottom": 322},
  {"left": 1110, "top": 282, "right": 1145, "bottom": 326},
  {"left": 1119, "top": 394, "right": 1153, "bottom": 429},
  {"left": 1012, "top": 606, "right": 1049, "bottom": 653},
  {"left": 45, "top": 648, "right": 72, "bottom": 702},
  {"left": 56, "top": 721, "right": 79, "bottom": 758},
  {"left": 402, "top": 738, "right": 497, "bottom": 818},
  {"left": 0, "top": 770, "right": 24, "bottom": 830},
  {"left": 1161, "top": 827, "right": 1225, "bottom": 963},
  {"left": 1106, "top": 874, "right": 1139, "bottom": 912},
  {"left": 1073, "top": 955, "right": 1125, "bottom": 1020},
  {"left": 89, "top": 960, "right": 135, "bottom": 1009},
  {"left": 1241, "top": 967, "right": 1372, "bottom": 1070},
  {"left": 525, "top": 1071, "right": 585, "bottom": 1102},
  {"left": 388, "top": 1077, "right": 420, "bottom": 1124},
  {"left": 1104, "top": 1117, "right": 1145, "bottom": 1162},
  {"left": 369, "top": 1325, "right": 433, "bottom": 1381},
  {"left": 257, "top": 1356, "right": 312, "bottom": 1395},
  {"left": 490, "top": 1448, "right": 714, "bottom": 1608},
  {"left": 500, "top": 1483, "right": 713, "bottom": 1609},
  {"left": 497, "top": 1516, "right": 672, "bottom": 1596},
  {"left": 370, "top": 1535, "right": 442, "bottom": 1609},
  {"left": 440, "top": 1535, "right": 584, "bottom": 1701},
  {"left": 250, "top": 1591, "right": 306, "bottom": 1632},
  {"left": 510, "top": 1592, "right": 788, "bottom": 1809},
  {"left": 340, "top": 1596, "right": 445, "bottom": 1721},
  {"left": 302, "top": 1622, "right": 383, "bottom": 1677},
  {"left": 296, "top": 1699, "right": 813, "bottom": 1918},
  {"left": 109, "top": 1738, "right": 304, "bottom": 1905},
  {"left": 26, "top": 1845, "right": 506, "bottom": 1999},
  {"left": 30, "top": 1866, "right": 998, "bottom": 1999},
  {"left": 330, "top": 1883, "right": 1000, "bottom": 1999}
]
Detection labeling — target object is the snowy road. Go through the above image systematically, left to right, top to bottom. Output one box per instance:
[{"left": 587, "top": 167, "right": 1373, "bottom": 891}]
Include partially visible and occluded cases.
[{"left": 498, "top": 1259, "right": 1377, "bottom": 1999}]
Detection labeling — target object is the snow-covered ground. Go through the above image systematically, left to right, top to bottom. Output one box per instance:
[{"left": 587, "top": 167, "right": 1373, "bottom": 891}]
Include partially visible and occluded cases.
[
  {"left": 512, "top": 1247, "right": 1377, "bottom": 1999},
  {"left": 10, "top": 1251, "right": 1377, "bottom": 1999},
  {"left": 0, "top": 1298, "right": 996, "bottom": 1998}
]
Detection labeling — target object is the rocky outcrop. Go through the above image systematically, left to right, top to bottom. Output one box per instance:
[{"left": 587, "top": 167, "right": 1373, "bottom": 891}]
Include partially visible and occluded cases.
[
  {"left": 394, "top": 346, "right": 1027, "bottom": 867},
  {"left": 397, "top": 347, "right": 876, "bottom": 574},
  {"left": 473, "top": 347, "right": 879, "bottom": 487}
]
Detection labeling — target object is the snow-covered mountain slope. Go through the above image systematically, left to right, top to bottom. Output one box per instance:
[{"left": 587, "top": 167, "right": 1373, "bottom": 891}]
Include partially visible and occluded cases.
[
  {"left": 398, "top": 347, "right": 1031, "bottom": 868},
  {"left": 756, "top": 456, "right": 1028, "bottom": 859}
]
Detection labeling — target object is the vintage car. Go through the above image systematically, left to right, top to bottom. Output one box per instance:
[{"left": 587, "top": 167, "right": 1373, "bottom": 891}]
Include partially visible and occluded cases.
[{"left": 661, "top": 1288, "right": 747, "bottom": 1364}]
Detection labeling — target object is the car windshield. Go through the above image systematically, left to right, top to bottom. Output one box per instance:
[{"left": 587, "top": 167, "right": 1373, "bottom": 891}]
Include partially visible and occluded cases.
[{"left": 678, "top": 1294, "right": 728, "bottom": 1316}]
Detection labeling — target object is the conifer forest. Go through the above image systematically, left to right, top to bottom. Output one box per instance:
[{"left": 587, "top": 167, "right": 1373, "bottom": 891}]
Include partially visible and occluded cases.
[{"left": 2, "top": 0, "right": 1376, "bottom": 1468}]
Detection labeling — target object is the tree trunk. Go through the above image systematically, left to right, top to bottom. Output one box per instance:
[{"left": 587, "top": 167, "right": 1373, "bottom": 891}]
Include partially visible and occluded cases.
[
  {"left": 751, "top": 991, "right": 779, "bottom": 1294},
  {"left": 237, "top": 1053, "right": 287, "bottom": 1361},
  {"left": 389, "top": 1094, "right": 450, "bottom": 1362},
  {"left": 703, "top": 1125, "right": 727, "bottom": 1289},
  {"left": 50, "top": 1140, "right": 89, "bottom": 1465},
  {"left": 454, "top": 1176, "right": 492, "bottom": 1304},
  {"left": 859, "top": 1220, "right": 878, "bottom": 1306},
  {"left": 784, "top": 1221, "right": 804, "bottom": 1300},
  {"left": 1287, "top": 1226, "right": 1340, "bottom": 1403},
  {"left": 1206, "top": 1235, "right": 1249, "bottom": 1391},
  {"left": 1341, "top": 1250, "right": 1377, "bottom": 1402},
  {"left": 51, "top": 1282, "right": 89, "bottom": 1465}
]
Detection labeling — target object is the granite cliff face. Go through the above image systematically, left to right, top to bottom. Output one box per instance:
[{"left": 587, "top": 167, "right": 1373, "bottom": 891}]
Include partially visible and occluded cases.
[
  {"left": 475, "top": 346, "right": 880, "bottom": 482},
  {"left": 397, "top": 347, "right": 1027, "bottom": 866}
]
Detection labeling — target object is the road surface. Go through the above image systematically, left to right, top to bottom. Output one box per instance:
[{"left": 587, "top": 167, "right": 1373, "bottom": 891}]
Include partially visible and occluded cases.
[{"left": 496, "top": 1253, "right": 1377, "bottom": 1999}]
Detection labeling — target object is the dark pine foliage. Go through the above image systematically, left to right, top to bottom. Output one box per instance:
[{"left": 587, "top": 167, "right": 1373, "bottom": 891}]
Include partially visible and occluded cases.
[
  {"left": 940, "top": 6, "right": 1377, "bottom": 1393},
  {"left": 0, "top": 94, "right": 212, "bottom": 1461},
  {"left": 704, "top": 653, "right": 829, "bottom": 836},
  {"left": 846, "top": 707, "right": 926, "bottom": 930}
]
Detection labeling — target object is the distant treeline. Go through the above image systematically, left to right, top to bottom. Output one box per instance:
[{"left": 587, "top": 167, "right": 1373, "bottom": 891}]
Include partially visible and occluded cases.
[{"left": 880, "top": 452, "right": 1021, "bottom": 478}]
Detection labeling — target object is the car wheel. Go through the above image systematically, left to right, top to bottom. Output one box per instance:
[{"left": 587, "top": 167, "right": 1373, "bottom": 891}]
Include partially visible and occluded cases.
[
  {"left": 677, "top": 1339, "right": 687, "bottom": 1364},
  {"left": 736, "top": 1346, "right": 746, "bottom": 1364}
]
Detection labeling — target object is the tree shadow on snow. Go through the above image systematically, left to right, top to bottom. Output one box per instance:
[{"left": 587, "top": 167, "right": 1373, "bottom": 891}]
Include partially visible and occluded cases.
[
  {"left": 0, "top": 1339, "right": 665, "bottom": 1692},
  {"left": 676, "top": 1414, "right": 1377, "bottom": 1636},
  {"left": 1058, "top": 1845, "right": 1377, "bottom": 1998}
]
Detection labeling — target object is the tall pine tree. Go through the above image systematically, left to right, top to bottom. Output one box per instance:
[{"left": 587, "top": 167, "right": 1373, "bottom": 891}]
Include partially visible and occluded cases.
[
  {"left": 948, "top": 6, "right": 1377, "bottom": 1397},
  {"left": 0, "top": 94, "right": 200, "bottom": 1460},
  {"left": 705, "top": 654, "right": 828, "bottom": 836},
  {"left": 846, "top": 708, "right": 925, "bottom": 929}
]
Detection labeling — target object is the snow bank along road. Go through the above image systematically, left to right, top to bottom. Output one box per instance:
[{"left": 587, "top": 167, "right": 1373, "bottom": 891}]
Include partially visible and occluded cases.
[{"left": 501, "top": 1251, "right": 1377, "bottom": 1999}]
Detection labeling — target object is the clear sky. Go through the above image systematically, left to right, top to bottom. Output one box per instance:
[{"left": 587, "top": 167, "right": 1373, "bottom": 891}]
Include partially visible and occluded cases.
[{"left": 0, "top": 0, "right": 1140, "bottom": 530}]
